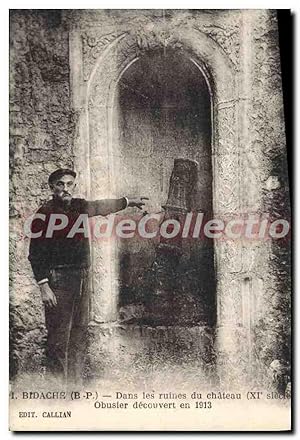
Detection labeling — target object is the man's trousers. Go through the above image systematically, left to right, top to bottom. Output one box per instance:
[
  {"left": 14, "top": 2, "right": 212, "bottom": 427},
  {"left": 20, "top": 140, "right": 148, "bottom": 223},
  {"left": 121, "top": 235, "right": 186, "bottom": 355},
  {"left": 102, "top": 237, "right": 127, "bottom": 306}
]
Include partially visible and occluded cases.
[{"left": 44, "top": 267, "right": 90, "bottom": 385}]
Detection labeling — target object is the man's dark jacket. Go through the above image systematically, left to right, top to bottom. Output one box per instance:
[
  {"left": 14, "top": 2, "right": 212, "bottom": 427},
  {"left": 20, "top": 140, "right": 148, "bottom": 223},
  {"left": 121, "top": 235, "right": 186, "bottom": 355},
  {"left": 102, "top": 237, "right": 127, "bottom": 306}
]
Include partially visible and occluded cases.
[{"left": 28, "top": 197, "right": 127, "bottom": 282}]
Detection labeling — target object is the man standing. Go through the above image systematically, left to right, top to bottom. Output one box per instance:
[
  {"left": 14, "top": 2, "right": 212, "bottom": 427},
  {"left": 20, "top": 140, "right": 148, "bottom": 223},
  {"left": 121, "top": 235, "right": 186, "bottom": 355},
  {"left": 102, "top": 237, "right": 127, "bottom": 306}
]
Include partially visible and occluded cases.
[{"left": 28, "top": 168, "right": 147, "bottom": 385}]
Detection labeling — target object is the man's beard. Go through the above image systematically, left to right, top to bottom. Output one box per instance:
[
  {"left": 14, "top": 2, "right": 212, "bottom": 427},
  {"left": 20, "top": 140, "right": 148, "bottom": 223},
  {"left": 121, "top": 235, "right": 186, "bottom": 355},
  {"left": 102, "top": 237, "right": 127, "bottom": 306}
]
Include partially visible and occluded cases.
[{"left": 55, "top": 192, "right": 72, "bottom": 204}]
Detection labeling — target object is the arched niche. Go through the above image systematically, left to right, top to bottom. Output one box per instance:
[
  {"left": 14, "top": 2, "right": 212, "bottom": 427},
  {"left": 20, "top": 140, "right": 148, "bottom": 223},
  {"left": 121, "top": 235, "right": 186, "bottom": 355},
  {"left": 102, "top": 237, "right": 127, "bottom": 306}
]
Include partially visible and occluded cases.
[
  {"left": 71, "top": 27, "right": 240, "bottom": 370},
  {"left": 110, "top": 48, "right": 215, "bottom": 325}
]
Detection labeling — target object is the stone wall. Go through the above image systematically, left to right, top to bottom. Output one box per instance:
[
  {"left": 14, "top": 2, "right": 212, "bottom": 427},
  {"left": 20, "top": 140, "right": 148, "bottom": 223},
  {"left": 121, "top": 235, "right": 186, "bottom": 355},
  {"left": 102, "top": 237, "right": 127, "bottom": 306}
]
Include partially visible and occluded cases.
[
  {"left": 9, "top": 10, "right": 291, "bottom": 390},
  {"left": 9, "top": 10, "right": 75, "bottom": 376},
  {"left": 248, "top": 11, "right": 291, "bottom": 383}
]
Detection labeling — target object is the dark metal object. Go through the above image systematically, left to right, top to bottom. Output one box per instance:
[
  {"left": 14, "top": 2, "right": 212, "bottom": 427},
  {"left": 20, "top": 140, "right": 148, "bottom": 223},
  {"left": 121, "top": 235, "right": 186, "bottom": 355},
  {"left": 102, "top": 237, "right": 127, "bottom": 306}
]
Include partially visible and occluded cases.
[
  {"left": 148, "top": 158, "right": 199, "bottom": 325},
  {"left": 162, "top": 158, "right": 198, "bottom": 213}
]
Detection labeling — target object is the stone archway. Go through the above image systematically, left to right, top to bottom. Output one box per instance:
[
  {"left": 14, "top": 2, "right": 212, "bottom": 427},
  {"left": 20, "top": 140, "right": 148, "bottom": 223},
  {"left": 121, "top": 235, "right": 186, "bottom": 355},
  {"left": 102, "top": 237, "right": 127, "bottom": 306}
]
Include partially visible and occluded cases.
[
  {"left": 70, "top": 26, "right": 241, "bottom": 382},
  {"left": 112, "top": 48, "right": 215, "bottom": 325}
]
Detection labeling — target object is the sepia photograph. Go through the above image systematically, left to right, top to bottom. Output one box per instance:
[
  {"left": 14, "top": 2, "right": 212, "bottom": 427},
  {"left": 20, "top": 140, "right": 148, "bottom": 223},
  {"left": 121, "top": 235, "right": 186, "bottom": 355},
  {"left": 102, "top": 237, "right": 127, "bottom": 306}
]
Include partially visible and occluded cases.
[{"left": 9, "top": 7, "right": 292, "bottom": 431}]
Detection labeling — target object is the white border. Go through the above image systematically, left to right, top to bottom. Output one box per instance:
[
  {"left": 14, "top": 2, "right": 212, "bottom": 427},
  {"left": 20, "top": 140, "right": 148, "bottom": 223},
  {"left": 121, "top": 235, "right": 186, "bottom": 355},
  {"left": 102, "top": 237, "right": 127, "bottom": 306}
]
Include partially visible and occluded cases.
[
  {"left": 1, "top": 1, "right": 300, "bottom": 9},
  {"left": 1, "top": 2, "right": 299, "bottom": 438}
]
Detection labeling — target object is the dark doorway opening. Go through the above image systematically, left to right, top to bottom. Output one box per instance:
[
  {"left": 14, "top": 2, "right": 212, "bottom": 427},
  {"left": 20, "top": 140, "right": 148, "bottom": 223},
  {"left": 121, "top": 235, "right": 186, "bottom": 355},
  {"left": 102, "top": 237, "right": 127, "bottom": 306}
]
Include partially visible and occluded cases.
[{"left": 112, "top": 49, "right": 216, "bottom": 326}]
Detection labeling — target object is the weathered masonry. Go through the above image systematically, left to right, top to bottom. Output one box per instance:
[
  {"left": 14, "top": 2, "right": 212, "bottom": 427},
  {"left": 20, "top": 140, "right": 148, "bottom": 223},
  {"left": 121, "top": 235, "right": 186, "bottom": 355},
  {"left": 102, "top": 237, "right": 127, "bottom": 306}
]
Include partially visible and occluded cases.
[{"left": 10, "top": 10, "right": 291, "bottom": 389}]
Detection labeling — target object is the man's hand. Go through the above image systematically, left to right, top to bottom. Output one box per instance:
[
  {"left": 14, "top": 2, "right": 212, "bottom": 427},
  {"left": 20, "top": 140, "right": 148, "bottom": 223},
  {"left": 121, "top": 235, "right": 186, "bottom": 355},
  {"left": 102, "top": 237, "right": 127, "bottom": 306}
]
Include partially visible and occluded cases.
[
  {"left": 127, "top": 196, "right": 149, "bottom": 210},
  {"left": 39, "top": 283, "right": 57, "bottom": 309}
]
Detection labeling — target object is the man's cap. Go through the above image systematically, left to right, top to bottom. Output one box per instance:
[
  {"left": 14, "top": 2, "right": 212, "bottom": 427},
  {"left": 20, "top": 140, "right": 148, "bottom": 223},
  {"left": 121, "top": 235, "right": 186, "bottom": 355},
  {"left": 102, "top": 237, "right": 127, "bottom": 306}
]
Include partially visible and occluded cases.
[{"left": 48, "top": 168, "right": 77, "bottom": 185}]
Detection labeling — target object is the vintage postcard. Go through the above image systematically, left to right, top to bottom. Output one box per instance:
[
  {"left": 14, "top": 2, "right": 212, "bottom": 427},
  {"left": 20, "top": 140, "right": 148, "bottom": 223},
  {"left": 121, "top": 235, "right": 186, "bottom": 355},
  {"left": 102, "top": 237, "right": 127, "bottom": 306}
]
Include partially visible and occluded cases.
[{"left": 9, "top": 9, "right": 292, "bottom": 431}]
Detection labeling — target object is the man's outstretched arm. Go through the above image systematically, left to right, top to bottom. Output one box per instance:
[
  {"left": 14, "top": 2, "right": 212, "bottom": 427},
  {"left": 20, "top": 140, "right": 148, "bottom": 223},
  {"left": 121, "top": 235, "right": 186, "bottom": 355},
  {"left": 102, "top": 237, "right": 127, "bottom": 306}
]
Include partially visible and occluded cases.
[{"left": 85, "top": 196, "right": 148, "bottom": 217}]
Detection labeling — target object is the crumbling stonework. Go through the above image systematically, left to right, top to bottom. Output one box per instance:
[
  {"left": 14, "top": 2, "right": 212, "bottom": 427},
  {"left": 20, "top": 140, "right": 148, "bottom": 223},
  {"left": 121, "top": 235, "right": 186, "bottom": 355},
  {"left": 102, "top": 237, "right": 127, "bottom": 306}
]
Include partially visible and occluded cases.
[
  {"left": 10, "top": 10, "right": 291, "bottom": 391},
  {"left": 10, "top": 10, "right": 75, "bottom": 376},
  {"left": 248, "top": 11, "right": 291, "bottom": 382}
]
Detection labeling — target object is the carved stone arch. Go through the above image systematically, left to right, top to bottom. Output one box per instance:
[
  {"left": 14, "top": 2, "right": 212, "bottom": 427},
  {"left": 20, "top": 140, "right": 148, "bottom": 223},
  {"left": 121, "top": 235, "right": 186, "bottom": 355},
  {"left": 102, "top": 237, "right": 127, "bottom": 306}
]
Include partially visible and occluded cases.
[
  {"left": 71, "top": 27, "right": 240, "bottom": 382},
  {"left": 84, "top": 28, "right": 238, "bottom": 204}
]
